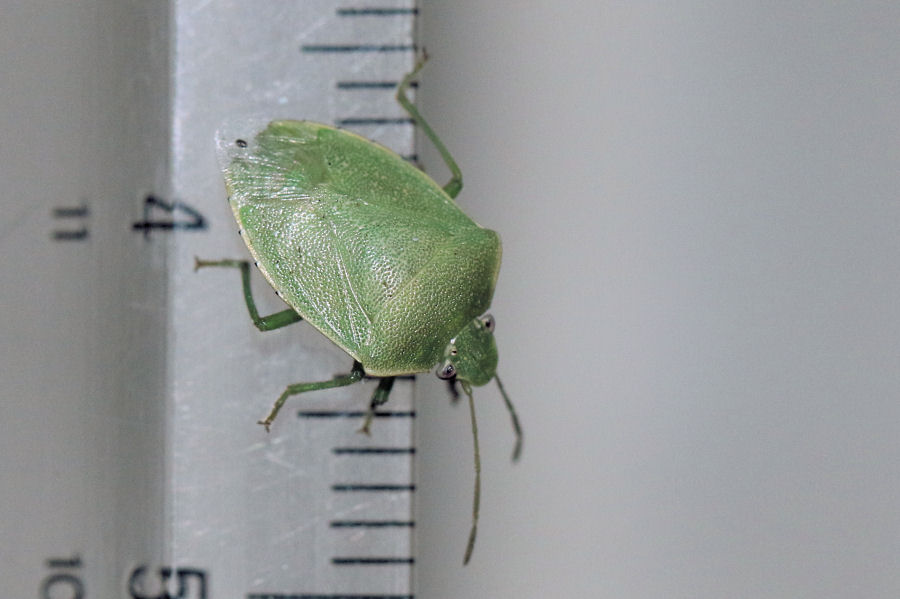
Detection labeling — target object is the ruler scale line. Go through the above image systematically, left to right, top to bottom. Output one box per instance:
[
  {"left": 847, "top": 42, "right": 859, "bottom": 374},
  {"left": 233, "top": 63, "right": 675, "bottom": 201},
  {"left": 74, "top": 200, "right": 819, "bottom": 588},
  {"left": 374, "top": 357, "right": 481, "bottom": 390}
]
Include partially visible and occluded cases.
[
  {"left": 336, "top": 8, "right": 419, "bottom": 17},
  {"left": 302, "top": 44, "right": 417, "bottom": 53},
  {"left": 337, "top": 81, "right": 418, "bottom": 89},
  {"left": 299, "top": 410, "right": 416, "bottom": 418},
  {"left": 332, "top": 447, "right": 415, "bottom": 455},
  {"left": 332, "top": 484, "right": 416, "bottom": 492},
  {"left": 330, "top": 520, "right": 415, "bottom": 528},
  {"left": 332, "top": 558, "right": 415, "bottom": 566}
]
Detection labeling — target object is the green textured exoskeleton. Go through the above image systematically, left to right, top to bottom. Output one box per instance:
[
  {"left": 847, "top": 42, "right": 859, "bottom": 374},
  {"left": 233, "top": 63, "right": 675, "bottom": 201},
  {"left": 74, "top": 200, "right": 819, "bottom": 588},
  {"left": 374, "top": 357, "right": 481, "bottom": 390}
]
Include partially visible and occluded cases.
[{"left": 196, "top": 58, "right": 521, "bottom": 564}]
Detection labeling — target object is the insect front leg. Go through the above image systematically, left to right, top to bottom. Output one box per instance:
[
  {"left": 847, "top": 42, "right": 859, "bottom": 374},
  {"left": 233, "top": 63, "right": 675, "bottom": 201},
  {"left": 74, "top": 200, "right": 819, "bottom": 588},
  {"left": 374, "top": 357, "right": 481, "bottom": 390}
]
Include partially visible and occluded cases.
[
  {"left": 396, "top": 55, "right": 463, "bottom": 199},
  {"left": 194, "top": 258, "right": 303, "bottom": 331},
  {"left": 259, "top": 361, "right": 366, "bottom": 431},
  {"left": 358, "top": 376, "right": 396, "bottom": 435},
  {"left": 444, "top": 379, "right": 461, "bottom": 403}
]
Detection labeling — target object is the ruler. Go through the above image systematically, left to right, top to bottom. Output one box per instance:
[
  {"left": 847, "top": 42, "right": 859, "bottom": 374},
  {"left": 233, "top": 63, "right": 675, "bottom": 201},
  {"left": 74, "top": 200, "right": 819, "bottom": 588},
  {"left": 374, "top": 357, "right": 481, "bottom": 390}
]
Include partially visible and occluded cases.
[{"left": 1, "top": 2, "right": 418, "bottom": 598}]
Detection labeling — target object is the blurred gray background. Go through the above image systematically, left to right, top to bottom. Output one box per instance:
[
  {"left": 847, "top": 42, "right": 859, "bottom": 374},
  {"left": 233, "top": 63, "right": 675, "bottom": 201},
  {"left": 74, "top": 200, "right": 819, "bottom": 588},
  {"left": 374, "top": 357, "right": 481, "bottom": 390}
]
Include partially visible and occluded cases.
[
  {"left": 415, "top": 1, "right": 900, "bottom": 597},
  {"left": 3, "top": 2, "right": 900, "bottom": 598}
]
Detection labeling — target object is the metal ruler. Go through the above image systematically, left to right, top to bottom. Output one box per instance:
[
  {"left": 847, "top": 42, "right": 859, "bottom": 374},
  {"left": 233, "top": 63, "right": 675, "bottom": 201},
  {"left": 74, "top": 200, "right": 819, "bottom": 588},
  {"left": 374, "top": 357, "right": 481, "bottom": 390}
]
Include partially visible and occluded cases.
[{"left": 1, "top": 2, "right": 418, "bottom": 597}]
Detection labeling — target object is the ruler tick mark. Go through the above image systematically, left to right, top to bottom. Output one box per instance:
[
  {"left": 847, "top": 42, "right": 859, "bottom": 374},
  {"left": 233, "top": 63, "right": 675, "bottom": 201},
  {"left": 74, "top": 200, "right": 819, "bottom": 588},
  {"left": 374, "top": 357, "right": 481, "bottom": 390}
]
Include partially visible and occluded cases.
[
  {"left": 336, "top": 8, "right": 419, "bottom": 16},
  {"left": 301, "top": 44, "right": 416, "bottom": 53},
  {"left": 337, "top": 81, "right": 417, "bottom": 90},
  {"left": 336, "top": 117, "right": 414, "bottom": 127},
  {"left": 298, "top": 410, "right": 415, "bottom": 419},
  {"left": 333, "top": 447, "right": 415, "bottom": 455},
  {"left": 331, "top": 484, "right": 415, "bottom": 492},
  {"left": 331, "top": 520, "right": 415, "bottom": 528},
  {"left": 331, "top": 557, "right": 415, "bottom": 566}
]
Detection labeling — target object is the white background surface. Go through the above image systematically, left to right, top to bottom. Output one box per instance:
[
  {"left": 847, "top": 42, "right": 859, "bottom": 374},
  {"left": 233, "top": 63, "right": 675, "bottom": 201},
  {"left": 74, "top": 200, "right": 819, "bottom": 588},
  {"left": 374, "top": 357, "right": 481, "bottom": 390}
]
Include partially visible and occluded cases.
[{"left": 414, "top": 2, "right": 900, "bottom": 597}]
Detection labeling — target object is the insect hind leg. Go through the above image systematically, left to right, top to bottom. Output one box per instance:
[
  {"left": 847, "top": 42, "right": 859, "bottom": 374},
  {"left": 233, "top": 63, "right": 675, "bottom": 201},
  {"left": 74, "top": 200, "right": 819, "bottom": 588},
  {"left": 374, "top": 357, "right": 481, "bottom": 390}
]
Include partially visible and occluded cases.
[
  {"left": 396, "top": 53, "right": 463, "bottom": 199},
  {"left": 194, "top": 258, "right": 303, "bottom": 331}
]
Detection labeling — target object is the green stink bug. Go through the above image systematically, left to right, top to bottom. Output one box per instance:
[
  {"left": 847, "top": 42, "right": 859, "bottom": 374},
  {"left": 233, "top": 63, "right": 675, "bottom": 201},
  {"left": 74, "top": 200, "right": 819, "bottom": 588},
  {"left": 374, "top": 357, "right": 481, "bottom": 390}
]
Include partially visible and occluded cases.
[{"left": 196, "top": 58, "right": 521, "bottom": 564}]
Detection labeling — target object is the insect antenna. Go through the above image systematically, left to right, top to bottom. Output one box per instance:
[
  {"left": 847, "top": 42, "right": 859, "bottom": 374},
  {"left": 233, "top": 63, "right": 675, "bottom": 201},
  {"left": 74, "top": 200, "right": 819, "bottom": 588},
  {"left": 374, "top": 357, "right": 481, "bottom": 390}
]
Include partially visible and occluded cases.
[
  {"left": 495, "top": 375, "right": 523, "bottom": 461},
  {"left": 461, "top": 382, "right": 481, "bottom": 565}
]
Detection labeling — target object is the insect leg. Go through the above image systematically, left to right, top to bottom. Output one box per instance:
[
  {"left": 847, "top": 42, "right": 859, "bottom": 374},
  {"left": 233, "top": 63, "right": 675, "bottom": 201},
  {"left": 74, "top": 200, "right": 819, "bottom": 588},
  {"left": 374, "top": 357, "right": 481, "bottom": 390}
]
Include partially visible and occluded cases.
[
  {"left": 396, "top": 55, "right": 463, "bottom": 199},
  {"left": 194, "top": 258, "right": 303, "bottom": 331},
  {"left": 259, "top": 361, "right": 366, "bottom": 431},
  {"left": 495, "top": 375, "right": 523, "bottom": 462},
  {"left": 358, "top": 376, "right": 396, "bottom": 435},
  {"left": 445, "top": 379, "right": 461, "bottom": 403},
  {"left": 461, "top": 382, "right": 481, "bottom": 565}
]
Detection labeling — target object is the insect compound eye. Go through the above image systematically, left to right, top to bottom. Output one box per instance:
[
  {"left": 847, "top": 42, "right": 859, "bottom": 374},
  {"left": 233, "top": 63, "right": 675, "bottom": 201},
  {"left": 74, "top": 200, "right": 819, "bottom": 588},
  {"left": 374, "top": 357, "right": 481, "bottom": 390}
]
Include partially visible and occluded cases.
[
  {"left": 481, "top": 314, "right": 495, "bottom": 332},
  {"left": 437, "top": 362, "right": 457, "bottom": 380}
]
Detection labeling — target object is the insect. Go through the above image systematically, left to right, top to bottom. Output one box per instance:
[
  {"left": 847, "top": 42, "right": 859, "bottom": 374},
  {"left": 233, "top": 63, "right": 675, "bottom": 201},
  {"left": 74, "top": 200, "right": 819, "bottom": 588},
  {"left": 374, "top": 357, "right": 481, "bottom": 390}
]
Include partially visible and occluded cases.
[{"left": 196, "top": 57, "right": 521, "bottom": 564}]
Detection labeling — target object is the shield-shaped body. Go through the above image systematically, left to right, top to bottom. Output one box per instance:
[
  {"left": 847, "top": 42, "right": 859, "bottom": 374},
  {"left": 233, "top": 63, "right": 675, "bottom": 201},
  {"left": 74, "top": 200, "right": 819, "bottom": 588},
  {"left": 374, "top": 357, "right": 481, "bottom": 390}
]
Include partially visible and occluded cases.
[{"left": 223, "top": 120, "right": 502, "bottom": 376}]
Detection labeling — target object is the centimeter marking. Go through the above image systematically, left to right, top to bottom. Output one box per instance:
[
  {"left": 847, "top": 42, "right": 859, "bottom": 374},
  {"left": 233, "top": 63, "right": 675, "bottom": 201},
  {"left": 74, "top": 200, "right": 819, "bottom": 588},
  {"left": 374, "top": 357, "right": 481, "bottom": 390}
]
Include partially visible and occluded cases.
[
  {"left": 327, "top": 4, "right": 421, "bottom": 168},
  {"left": 300, "top": 407, "right": 417, "bottom": 569},
  {"left": 327, "top": 409, "right": 416, "bottom": 568}
]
